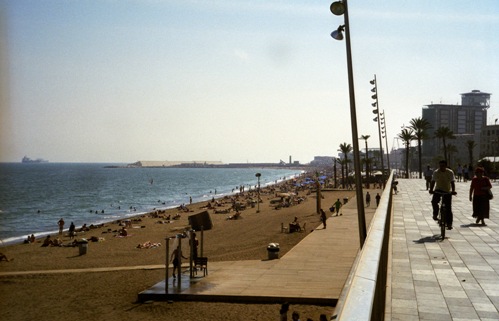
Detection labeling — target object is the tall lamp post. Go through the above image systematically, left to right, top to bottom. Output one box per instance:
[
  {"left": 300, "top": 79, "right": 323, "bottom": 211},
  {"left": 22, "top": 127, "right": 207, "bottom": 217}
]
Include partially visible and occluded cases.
[
  {"left": 330, "top": 0, "right": 366, "bottom": 248},
  {"left": 371, "top": 74, "right": 386, "bottom": 187},
  {"left": 381, "top": 110, "right": 391, "bottom": 173},
  {"left": 360, "top": 135, "right": 370, "bottom": 188},
  {"left": 255, "top": 173, "right": 261, "bottom": 213}
]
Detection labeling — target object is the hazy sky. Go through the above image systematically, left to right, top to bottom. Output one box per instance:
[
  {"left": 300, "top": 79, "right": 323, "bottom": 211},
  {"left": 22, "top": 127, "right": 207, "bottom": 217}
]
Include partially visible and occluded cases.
[{"left": 1, "top": 0, "right": 498, "bottom": 164}]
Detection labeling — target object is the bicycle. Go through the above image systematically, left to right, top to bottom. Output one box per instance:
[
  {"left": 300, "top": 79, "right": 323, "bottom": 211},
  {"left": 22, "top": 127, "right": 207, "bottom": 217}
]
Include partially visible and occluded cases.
[{"left": 432, "top": 190, "right": 453, "bottom": 240}]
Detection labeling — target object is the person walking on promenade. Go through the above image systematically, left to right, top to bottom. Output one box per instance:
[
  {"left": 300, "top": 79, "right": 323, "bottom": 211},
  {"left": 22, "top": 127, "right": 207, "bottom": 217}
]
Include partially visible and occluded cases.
[
  {"left": 429, "top": 160, "right": 457, "bottom": 230},
  {"left": 456, "top": 163, "right": 463, "bottom": 182},
  {"left": 424, "top": 165, "right": 433, "bottom": 190},
  {"left": 469, "top": 167, "right": 492, "bottom": 226},
  {"left": 365, "top": 191, "right": 371, "bottom": 207},
  {"left": 375, "top": 193, "right": 381, "bottom": 207},
  {"left": 332, "top": 198, "right": 342, "bottom": 216},
  {"left": 320, "top": 209, "right": 327, "bottom": 229},
  {"left": 58, "top": 218, "right": 65, "bottom": 235}
]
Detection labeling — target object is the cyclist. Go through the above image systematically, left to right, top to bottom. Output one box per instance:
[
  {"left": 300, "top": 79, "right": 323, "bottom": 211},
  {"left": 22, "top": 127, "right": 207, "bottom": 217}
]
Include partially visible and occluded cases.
[{"left": 429, "top": 160, "right": 457, "bottom": 230}]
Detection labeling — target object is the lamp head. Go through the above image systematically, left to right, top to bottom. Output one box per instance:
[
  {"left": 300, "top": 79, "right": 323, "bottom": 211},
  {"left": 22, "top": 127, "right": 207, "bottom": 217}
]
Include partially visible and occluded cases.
[
  {"left": 330, "top": 1, "right": 345, "bottom": 15},
  {"left": 331, "top": 25, "right": 345, "bottom": 40},
  {"left": 370, "top": 80, "right": 375, "bottom": 85},
  {"left": 371, "top": 88, "right": 376, "bottom": 93},
  {"left": 371, "top": 94, "right": 377, "bottom": 100},
  {"left": 372, "top": 102, "right": 377, "bottom": 107},
  {"left": 372, "top": 109, "right": 379, "bottom": 114},
  {"left": 373, "top": 117, "right": 378, "bottom": 122}
]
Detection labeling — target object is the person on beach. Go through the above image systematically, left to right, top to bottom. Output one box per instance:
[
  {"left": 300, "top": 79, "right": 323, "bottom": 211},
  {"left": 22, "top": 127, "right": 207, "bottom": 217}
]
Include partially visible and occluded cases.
[
  {"left": 469, "top": 167, "right": 492, "bottom": 226},
  {"left": 365, "top": 191, "right": 371, "bottom": 207},
  {"left": 320, "top": 209, "right": 327, "bottom": 229},
  {"left": 289, "top": 217, "right": 300, "bottom": 233},
  {"left": 58, "top": 218, "right": 64, "bottom": 235},
  {"left": 69, "top": 222, "right": 76, "bottom": 239},
  {"left": 190, "top": 232, "right": 199, "bottom": 260},
  {"left": 41, "top": 235, "right": 53, "bottom": 247},
  {"left": 170, "top": 247, "right": 187, "bottom": 278},
  {"left": 0, "top": 252, "right": 12, "bottom": 262},
  {"left": 279, "top": 302, "right": 290, "bottom": 321},
  {"left": 291, "top": 311, "right": 301, "bottom": 321}
]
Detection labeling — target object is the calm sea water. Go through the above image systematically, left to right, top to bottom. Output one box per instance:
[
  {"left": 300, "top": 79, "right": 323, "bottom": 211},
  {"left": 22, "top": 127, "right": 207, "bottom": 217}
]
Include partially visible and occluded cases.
[{"left": 0, "top": 163, "right": 302, "bottom": 245}]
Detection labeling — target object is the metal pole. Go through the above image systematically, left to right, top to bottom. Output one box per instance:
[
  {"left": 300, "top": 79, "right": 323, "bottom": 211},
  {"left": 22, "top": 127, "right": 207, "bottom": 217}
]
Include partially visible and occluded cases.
[
  {"left": 343, "top": 0, "right": 366, "bottom": 247},
  {"left": 373, "top": 75, "right": 385, "bottom": 187},
  {"left": 383, "top": 110, "right": 391, "bottom": 173},
  {"left": 200, "top": 225, "right": 204, "bottom": 257},
  {"left": 177, "top": 236, "right": 182, "bottom": 287},
  {"left": 165, "top": 237, "right": 170, "bottom": 293}
]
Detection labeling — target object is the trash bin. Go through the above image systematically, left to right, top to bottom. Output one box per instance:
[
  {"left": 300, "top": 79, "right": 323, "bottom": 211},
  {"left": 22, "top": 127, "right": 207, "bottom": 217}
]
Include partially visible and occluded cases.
[
  {"left": 77, "top": 239, "right": 88, "bottom": 255},
  {"left": 267, "top": 243, "right": 280, "bottom": 260}
]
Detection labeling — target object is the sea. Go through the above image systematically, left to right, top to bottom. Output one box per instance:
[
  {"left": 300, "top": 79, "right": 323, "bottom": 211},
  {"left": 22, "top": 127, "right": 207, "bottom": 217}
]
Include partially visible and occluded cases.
[{"left": 0, "top": 163, "right": 303, "bottom": 246}]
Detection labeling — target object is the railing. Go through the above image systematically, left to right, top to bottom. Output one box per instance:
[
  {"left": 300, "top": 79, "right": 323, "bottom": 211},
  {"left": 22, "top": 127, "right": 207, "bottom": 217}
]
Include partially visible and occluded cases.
[{"left": 333, "top": 171, "right": 394, "bottom": 321}]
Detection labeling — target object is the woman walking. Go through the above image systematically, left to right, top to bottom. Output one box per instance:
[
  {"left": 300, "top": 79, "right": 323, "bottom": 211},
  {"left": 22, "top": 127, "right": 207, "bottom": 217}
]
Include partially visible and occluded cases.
[{"left": 469, "top": 167, "right": 492, "bottom": 226}]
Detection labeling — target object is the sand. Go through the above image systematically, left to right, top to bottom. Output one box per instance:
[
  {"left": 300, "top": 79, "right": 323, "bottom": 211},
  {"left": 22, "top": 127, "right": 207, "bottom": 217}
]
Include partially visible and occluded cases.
[{"left": 0, "top": 180, "right": 375, "bottom": 321}]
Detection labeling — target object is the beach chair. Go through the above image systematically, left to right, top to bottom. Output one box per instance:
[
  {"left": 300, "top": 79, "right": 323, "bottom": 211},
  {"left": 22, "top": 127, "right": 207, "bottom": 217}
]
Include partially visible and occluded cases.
[{"left": 194, "top": 257, "right": 208, "bottom": 276}]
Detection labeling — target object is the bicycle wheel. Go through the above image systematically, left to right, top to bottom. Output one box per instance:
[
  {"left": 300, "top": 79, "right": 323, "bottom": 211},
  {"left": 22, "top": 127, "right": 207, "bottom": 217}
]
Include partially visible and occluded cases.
[{"left": 440, "top": 205, "right": 446, "bottom": 240}]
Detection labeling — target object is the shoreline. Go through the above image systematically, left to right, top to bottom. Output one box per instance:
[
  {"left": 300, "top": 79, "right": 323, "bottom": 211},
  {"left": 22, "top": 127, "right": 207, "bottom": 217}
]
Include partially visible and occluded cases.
[{"left": 0, "top": 169, "right": 307, "bottom": 246}]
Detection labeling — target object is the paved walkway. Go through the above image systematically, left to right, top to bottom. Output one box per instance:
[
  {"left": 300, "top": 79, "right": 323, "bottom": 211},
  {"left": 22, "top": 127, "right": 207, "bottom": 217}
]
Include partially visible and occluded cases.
[
  {"left": 388, "top": 178, "right": 499, "bottom": 321},
  {"left": 138, "top": 192, "right": 378, "bottom": 304}
]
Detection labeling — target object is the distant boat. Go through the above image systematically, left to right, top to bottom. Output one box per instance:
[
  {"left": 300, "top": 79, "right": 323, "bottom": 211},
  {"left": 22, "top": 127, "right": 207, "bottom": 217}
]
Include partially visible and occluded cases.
[{"left": 22, "top": 156, "right": 48, "bottom": 164}]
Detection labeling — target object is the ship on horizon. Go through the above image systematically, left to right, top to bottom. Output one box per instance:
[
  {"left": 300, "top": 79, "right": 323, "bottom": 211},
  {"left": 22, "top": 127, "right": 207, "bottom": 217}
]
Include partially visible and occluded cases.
[{"left": 22, "top": 156, "right": 48, "bottom": 164}]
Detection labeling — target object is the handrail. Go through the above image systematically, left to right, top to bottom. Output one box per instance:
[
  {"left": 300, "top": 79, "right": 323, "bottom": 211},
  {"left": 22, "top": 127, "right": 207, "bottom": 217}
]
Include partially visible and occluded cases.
[{"left": 333, "top": 171, "right": 394, "bottom": 321}]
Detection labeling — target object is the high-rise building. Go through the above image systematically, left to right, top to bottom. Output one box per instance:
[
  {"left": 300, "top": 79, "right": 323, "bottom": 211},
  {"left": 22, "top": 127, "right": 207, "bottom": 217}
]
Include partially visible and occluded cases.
[{"left": 422, "top": 90, "right": 490, "bottom": 165}]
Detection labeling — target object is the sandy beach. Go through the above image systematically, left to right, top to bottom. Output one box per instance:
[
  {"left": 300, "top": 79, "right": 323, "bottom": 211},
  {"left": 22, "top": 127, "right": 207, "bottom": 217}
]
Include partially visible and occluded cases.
[{"left": 0, "top": 179, "right": 378, "bottom": 321}]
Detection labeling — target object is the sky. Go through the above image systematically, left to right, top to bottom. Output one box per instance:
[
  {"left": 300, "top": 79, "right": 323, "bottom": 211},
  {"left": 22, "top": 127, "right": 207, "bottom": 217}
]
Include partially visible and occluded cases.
[{"left": 1, "top": 0, "right": 498, "bottom": 164}]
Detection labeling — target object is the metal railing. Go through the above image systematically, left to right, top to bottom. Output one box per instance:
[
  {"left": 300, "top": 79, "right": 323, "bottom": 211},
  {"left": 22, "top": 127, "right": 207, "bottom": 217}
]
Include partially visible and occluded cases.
[{"left": 333, "top": 171, "right": 394, "bottom": 321}]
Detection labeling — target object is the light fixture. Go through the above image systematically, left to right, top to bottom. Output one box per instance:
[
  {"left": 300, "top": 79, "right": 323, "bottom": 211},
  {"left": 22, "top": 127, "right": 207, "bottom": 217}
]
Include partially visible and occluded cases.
[
  {"left": 330, "top": 1, "right": 345, "bottom": 15},
  {"left": 330, "top": 25, "right": 345, "bottom": 40},
  {"left": 370, "top": 79, "right": 375, "bottom": 85},
  {"left": 371, "top": 88, "right": 376, "bottom": 93},
  {"left": 371, "top": 94, "right": 377, "bottom": 99},
  {"left": 372, "top": 102, "right": 377, "bottom": 107},
  {"left": 372, "top": 109, "right": 379, "bottom": 114},
  {"left": 373, "top": 117, "right": 378, "bottom": 122}
]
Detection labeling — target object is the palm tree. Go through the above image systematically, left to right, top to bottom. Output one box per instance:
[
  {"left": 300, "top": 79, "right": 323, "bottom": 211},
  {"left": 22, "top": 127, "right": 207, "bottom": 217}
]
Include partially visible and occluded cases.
[
  {"left": 409, "top": 117, "right": 431, "bottom": 179},
  {"left": 434, "top": 126, "right": 455, "bottom": 164},
  {"left": 398, "top": 128, "right": 415, "bottom": 178},
  {"left": 360, "top": 135, "right": 370, "bottom": 188},
  {"left": 466, "top": 140, "right": 476, "bottom": 165},
  {"left": 339, "top": 142, "right": 352, "bottom": 188},
  {"left": 446, "top": 144, "right": 458, "bottom": 166},
  {"left": 338, "top": 158, "right": 347, "bottom": 189}
]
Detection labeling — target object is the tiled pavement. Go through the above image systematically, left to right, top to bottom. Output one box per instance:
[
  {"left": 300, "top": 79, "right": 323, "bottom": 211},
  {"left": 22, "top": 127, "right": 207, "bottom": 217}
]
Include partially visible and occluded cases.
[{"left": 389, "top": 178, "right": 499, "bottom": 321}]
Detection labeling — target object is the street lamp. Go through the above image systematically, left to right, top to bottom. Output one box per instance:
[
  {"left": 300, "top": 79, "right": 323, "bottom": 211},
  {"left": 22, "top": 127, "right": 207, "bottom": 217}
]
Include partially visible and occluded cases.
[
  {"left": 330, "top": 0, "right": 366, "bottom": 248},
  {"left": 371, "top": 74, "right": 386, "bottom": 187},
  {"left": 380, "top": 110, "right": 391, "bottom": 173},
  {"left": 360, "top": 135, "right": 370, "bottom": 188},
  {"left": 255, "top": 173, "right": 261, "bottom": 213}
]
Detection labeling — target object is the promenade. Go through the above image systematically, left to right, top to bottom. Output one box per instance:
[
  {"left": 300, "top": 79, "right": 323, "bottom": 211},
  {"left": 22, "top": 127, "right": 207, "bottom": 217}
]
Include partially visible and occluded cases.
[
  {"left": 139, "top": 177, "right": 499, "bottom": 321},
  {"left": 388, "top": 178, "right": 499, "bottom": 321},
  {"left": 138, "top": 190, "right": 378, "bottom": 305}
]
